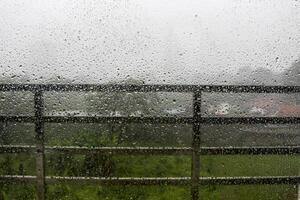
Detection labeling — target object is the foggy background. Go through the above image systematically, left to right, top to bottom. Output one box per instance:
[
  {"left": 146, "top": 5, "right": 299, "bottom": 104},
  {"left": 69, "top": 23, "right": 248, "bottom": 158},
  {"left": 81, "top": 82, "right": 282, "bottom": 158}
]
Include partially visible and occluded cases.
[{"left": 0, "top": 0, "right": 299, "bottom": 84}]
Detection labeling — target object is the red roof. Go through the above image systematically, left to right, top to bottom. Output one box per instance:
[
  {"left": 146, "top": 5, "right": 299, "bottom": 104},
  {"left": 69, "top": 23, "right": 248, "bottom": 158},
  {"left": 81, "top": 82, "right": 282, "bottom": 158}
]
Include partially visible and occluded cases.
[{"left": 278, "top": 104, "right": 300, "bottom": 117}]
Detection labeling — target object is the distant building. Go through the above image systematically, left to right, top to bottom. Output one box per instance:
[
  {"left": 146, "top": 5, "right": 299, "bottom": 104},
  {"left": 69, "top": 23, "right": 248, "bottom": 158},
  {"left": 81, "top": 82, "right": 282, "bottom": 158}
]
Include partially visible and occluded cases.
[
  {"left": 245, "top": 96, "right": 282, "bottom": 117},
  {"left": 245, "top": 96, "right": 300, "bottom": 117},
  {"left": 215, "top": 103, "right": 232, "bottom": 116},
  {"left": 278, "top": 104, "right": 300, "bottom": 117},
  {"left": 249, "top": 107, "right": 266, "bottom": 116},
  {"left": 164, "top": 108, "right": 186, "bottom": 115},
  {"left": 45, "top": 110, "right": 89, "bottom": 116},
  {"left": 129, "top": 110, "right": 142, "bottom": 117},
  {"left": 110, "top": 111, "right": 122, "bottom": 117}
]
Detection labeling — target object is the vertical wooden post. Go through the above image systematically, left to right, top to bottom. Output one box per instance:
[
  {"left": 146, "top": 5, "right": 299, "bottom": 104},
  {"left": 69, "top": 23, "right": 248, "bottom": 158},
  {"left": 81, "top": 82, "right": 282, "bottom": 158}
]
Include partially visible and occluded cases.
[
  {"left": 34, "top": 89, "right": 46, "bottom": 200},
  {"left": 191, "top": 91, "right": 201, "bottom": 200}
]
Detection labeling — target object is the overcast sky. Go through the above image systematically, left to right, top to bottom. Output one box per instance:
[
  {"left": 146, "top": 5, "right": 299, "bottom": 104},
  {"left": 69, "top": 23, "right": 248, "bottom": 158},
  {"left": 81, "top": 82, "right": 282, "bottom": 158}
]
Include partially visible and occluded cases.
[{"left": 0, "top": 0, "right": 299, "bottom": 84}]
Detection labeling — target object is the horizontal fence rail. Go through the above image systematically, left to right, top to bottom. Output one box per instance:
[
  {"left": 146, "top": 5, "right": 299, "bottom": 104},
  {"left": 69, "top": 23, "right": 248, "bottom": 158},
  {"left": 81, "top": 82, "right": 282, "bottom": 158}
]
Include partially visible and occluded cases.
[
  {"left": 0, "top": 84, "right": 299, "bottom": 200},
  {"left": 0, "top": 84, "right": 300, "bottom": 93},
  {"left": 1, "top": 116, "right": 300, "bottom": 124},
  {"left": 3, "top": 145, "right": 300, "bottom": 155},
  {"left": 2, "top": 175, "right": 300, "bottom": 185}
]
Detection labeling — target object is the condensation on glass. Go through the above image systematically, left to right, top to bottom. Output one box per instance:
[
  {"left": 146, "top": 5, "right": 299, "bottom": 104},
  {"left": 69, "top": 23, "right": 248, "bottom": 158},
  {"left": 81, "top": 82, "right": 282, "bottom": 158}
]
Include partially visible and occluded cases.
[{"left": 0, "top": 0, "right": 299, "bottom": 200}]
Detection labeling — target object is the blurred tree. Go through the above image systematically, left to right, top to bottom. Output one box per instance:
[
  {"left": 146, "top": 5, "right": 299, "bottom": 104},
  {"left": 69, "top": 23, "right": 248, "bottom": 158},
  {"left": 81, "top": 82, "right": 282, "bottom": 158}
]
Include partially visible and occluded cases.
[
  {"left": 282, "top": 59, "right": 300, "bottom": 104},
  {"left": 283, "top": 60, "right": 300, "bottom": 85},
  {"left": 234, "top": 66, "right": 253, "bottom": 85},
  {"left": 235, "top": 66, "right": 282, "bottom": 86},
  {"left": 250, "top": 68, "right": 273, "bottom": 85},
  {"left": 0, "top": 75, "right": 33, "bottom": 116},
  {"left": 44, "top": 75, "right": 86, "bottom": 113},
  {"left": 83, "top": 78, "right": 161, "bottom": 177},
  {"left": 85, "top": 78, "right": 161, "bottom": 144},
  {"left": 86, "top": 78, "right": 160, "bottom": 117}
]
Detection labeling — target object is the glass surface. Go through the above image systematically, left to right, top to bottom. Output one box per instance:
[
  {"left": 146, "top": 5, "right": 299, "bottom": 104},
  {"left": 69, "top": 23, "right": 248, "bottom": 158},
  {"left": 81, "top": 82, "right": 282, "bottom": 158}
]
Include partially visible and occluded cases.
[{"left": 0, "top": 0, "right": 300, "bottom": 199}]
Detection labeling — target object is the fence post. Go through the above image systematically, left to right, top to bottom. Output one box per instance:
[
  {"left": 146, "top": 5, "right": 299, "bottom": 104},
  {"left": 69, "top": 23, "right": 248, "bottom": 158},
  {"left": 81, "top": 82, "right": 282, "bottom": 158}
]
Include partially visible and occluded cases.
[
  {"left": 34, "top": 89, "right": 46, "bottom": 200},
  {"left": 191, "top": 91, "right": 201, "bottom": 200}
]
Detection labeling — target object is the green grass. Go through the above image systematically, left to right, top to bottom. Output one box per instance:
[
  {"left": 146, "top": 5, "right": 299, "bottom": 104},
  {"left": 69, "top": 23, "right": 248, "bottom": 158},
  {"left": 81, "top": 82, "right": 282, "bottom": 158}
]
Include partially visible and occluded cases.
[
  {"left": 1, "top": 123, "right": 300, "bottom": 199},
  {"left": 1, "top": 154, "right": 300, "bottom": 199},
  {"left": 201, "top": 155, "right": 300, "bottom": 177},
  {"left": 46, "top": 185, "right": 190, "bottom": 200},
  {"left": 200, "top": 185, "right": 296, "bottom": 200}
]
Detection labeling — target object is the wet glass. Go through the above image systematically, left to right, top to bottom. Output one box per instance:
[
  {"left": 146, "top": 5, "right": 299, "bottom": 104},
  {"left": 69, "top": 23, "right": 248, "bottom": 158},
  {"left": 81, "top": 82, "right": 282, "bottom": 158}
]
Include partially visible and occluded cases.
[{"left": 0, "top": 0, "right": 300, "bottom": 199}]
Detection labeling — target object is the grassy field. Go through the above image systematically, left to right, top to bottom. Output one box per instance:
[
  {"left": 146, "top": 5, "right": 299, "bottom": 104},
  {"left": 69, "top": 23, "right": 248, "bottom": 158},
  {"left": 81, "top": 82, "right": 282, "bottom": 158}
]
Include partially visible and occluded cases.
[
  {"left": 1, "top": 123, "right": 300, "bottom": 199},
  {"left": 0, "top": 154, "right": 300, "bottom": 199}
]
